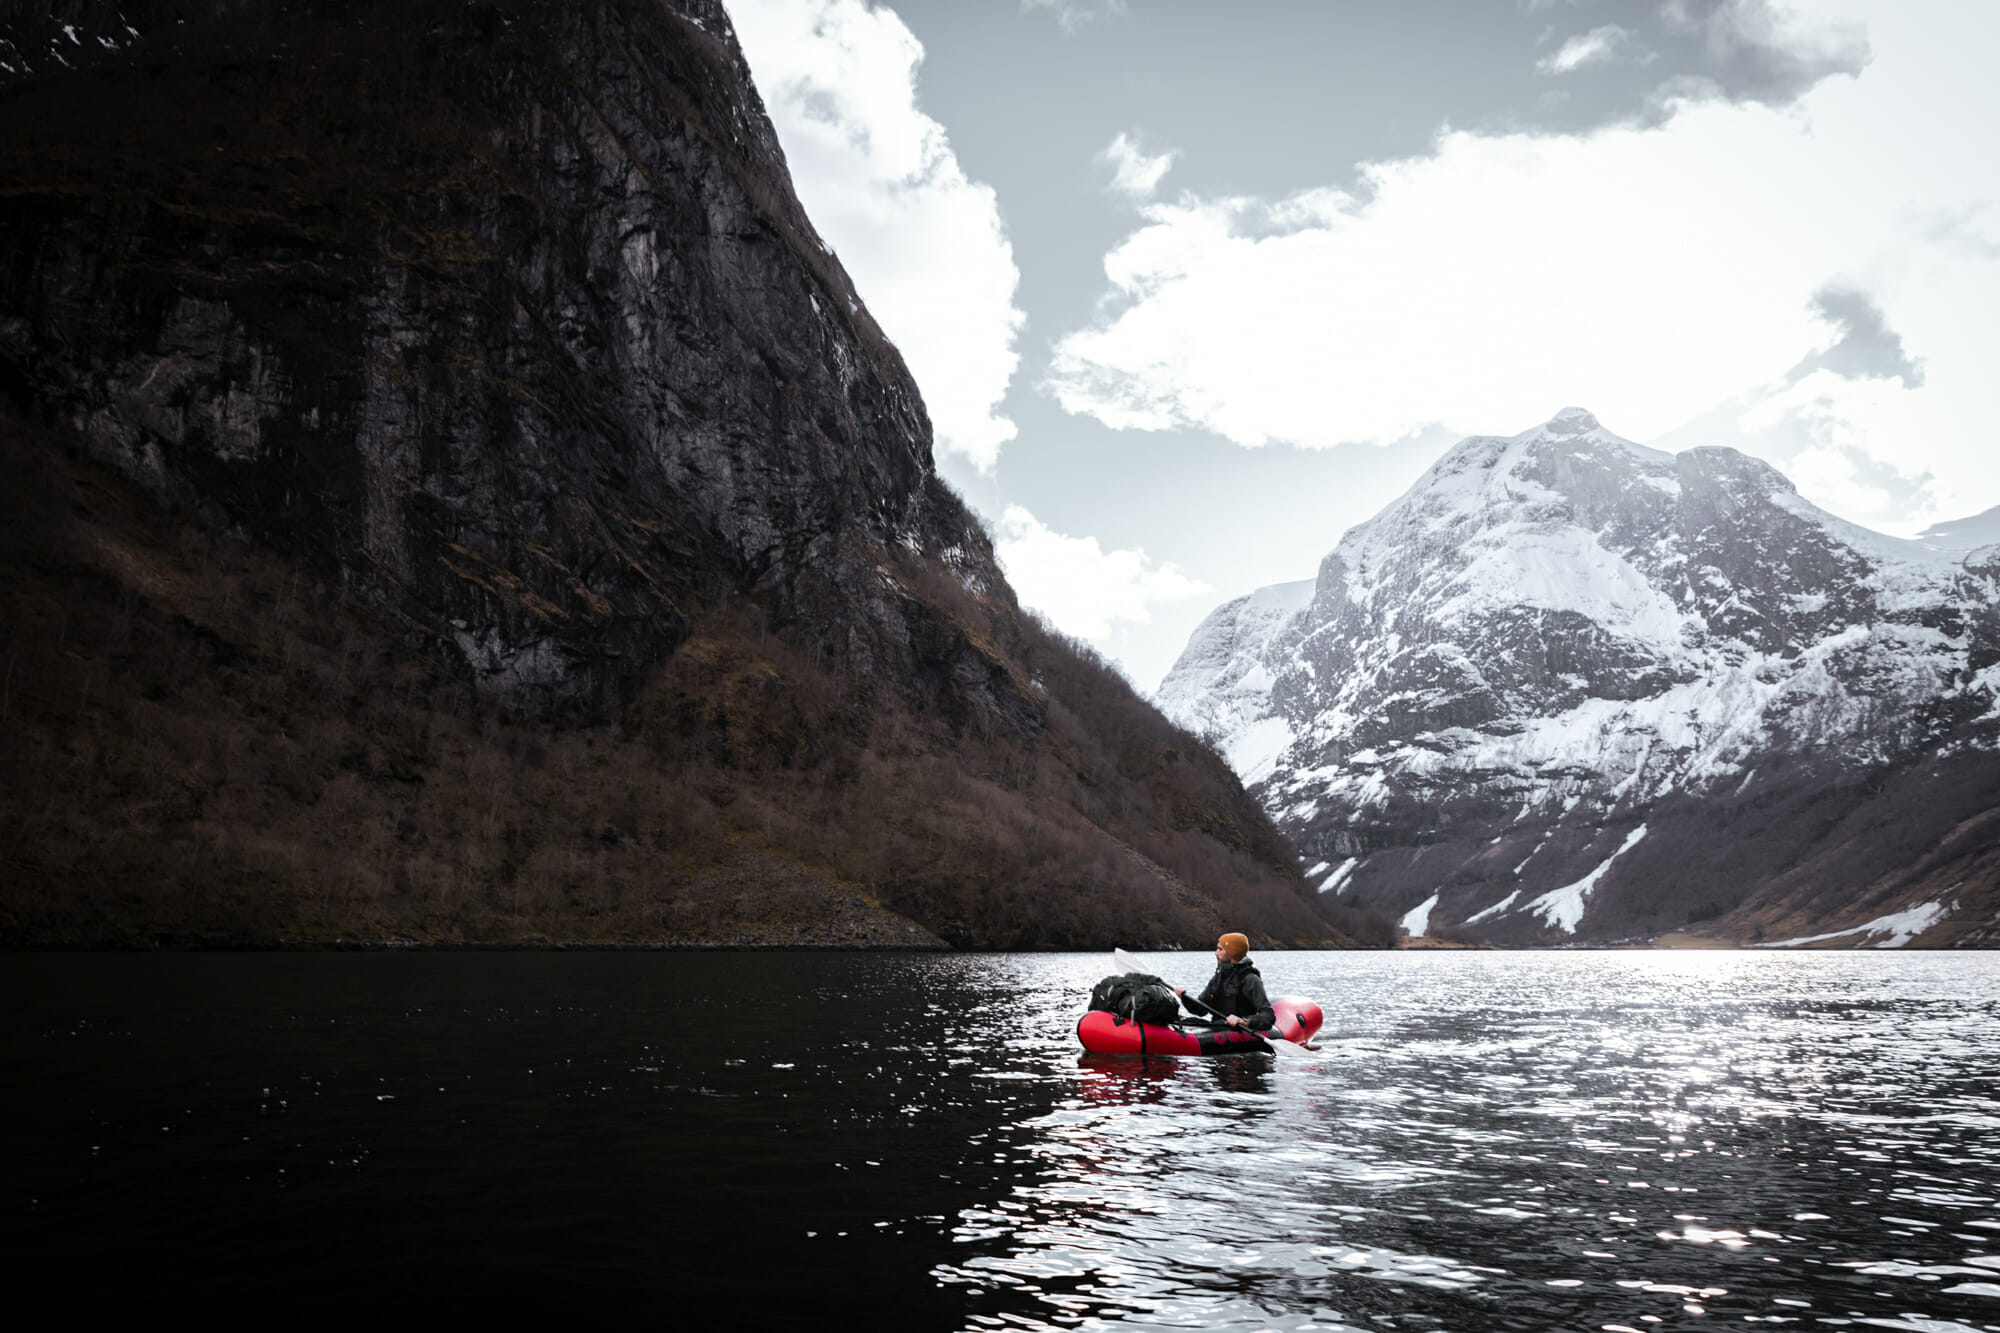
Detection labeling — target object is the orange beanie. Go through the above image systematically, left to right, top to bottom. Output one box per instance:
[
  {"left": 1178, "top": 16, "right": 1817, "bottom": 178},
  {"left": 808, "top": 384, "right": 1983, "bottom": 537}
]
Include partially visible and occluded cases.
[{"left": 1218, "top": 932, "right": 1249, "bottom": 961}]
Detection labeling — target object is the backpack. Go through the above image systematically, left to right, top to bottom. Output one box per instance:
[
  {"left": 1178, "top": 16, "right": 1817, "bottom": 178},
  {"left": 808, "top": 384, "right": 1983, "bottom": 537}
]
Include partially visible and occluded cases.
[{"left": 1088, "top": 971, "right": 1180, "bottom": 1025}]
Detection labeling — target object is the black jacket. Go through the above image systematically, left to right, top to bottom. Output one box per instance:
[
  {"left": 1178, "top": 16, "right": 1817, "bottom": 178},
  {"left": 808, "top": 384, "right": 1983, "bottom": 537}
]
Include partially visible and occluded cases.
[{"left": 1190, "top": 959, "right": 1274, "bottom": 1031}]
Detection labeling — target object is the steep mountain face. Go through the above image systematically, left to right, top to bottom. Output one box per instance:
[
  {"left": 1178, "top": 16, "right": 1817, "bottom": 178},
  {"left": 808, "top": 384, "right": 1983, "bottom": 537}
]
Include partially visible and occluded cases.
[
  {"left": 0, "top": 0, "right": 1351, "bottom": 948},
  {"left": 2, "top": 0, "right": 964, "bottom": 710},
  {"left": 1159, "top": 408, "right": 2000, "bottom": 947}
]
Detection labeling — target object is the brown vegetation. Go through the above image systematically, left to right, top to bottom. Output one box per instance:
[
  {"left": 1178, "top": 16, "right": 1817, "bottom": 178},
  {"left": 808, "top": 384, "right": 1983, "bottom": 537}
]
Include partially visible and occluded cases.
[{"left": 0, "top": 416, "right": 1380, "bottom": 948}]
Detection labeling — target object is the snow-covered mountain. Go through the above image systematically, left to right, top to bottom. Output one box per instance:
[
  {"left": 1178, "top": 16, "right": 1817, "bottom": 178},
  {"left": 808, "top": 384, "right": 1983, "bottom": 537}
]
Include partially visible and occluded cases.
[
  {"left": 1158, "top": 408, "right": 2000, "bottom": 947},
  {"left": 1920, "top": 504, "right": 2000, "bottom": 554}
]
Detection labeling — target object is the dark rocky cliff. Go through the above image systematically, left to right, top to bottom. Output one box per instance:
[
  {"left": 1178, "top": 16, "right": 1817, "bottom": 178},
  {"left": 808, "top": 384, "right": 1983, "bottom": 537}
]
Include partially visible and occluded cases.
[
  {"left": 0, "top": 0, "right": 1373, "bottom": 948},
  {"left": 4, "top": 0, "right": 975, "bottom": 709}
]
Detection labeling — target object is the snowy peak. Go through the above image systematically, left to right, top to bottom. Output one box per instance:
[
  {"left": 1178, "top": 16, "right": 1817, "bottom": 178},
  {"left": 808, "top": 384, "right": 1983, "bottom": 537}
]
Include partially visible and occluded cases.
[
  {"left": 1159, "top": 407, "right": 2000, "bottom": 947},
  {"left": 1374, "top": 409, "right": 1678, "bottom": 548}
]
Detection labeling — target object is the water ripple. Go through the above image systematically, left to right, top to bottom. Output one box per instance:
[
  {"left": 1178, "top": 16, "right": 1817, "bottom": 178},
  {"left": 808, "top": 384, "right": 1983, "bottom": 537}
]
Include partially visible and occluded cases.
[
  {"left": 5, "top": 949, "right": 1998, "bottom": 1329},
  {"left": 936, "top": 951, "right": 2000, "bottom": 1331}
]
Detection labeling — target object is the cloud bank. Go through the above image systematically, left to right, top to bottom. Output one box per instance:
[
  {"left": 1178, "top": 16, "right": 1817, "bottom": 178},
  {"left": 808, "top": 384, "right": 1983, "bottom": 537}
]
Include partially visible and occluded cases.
[
  {"left": 730, "top": 0, "right": 1024, "bottom": 470},
  {"left": 1656, "top": 0, "right": 1870, "bottom": 109},
  {"left": 1047, "top": 3, "right": 2000, "bottom": 529},
  {"left": 1047, "top": 111, "right": 1837, "bottom": 451},
  {"left": 1794, "top": 284, "right": 1924, "bottom": 387},
  {"left": 993, "top": 507, "right": 1209, "bottom": 643}
]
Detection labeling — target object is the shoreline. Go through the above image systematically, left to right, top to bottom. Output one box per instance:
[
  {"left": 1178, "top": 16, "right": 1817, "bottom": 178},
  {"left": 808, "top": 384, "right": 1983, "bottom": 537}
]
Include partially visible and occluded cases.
[{"left": 4, "top": 937, "right": 1986, "bottom": 953}]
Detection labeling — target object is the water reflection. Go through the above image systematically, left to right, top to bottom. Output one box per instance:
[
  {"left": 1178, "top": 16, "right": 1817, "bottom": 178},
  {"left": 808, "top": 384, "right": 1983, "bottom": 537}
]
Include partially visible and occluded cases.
[
  {"left": 949, "top": 951, "right": 2000, "bottom": 1332},
  {"left": 1076, "top": 1054, "right": 1179, "bottom": 1104}
]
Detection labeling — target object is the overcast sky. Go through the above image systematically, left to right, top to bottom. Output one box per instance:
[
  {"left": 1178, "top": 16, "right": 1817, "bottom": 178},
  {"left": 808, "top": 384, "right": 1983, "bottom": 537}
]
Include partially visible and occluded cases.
[{"left": 728, "top": 0, "right": 2000, "bottom": 692}]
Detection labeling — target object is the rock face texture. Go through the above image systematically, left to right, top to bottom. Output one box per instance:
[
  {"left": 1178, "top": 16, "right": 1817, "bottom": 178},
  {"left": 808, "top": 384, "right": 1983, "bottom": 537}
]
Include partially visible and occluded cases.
[
  {"left": 0, "top": 0, "right": 1350, "bottom": 948},
  {"left": 3, "top": 0, "right": 971, "bottom": 709},
  {"left": 1159, "top": 409, "right": 2000, "bottom": 947}
]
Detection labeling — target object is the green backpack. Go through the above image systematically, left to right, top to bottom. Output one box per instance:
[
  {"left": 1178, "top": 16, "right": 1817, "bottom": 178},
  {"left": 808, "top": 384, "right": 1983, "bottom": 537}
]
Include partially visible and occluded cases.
[{"left": 1088, "top": 971, "right": 1180, "bottom": 1025}]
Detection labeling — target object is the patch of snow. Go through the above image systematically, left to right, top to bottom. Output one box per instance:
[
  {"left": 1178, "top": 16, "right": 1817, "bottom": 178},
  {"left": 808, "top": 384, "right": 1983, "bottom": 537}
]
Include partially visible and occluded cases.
[
  {"left": 1430, "top": 523, "right": 1692, "bottom": 648},
  {"left": 1954, "top": 662, "right": 2000, "bottom": 722},
  {"left": 1224, "top": 715, "right": 1298, "bottom": 786},
  {"left": 1524, "top": 825, "right": 1648, "bottom": 934},
  {"left": 1321, "top": 858, "right": 1359, "bottom": 895},
  {"left": 1304, "top": 861, "right": 1329, "bottom": 879},
  {"left": 1464, "top": 890, "right": 1521, "bottom": 925},
  {"left": 1400, "top": 892, "right": 1440, "bottom": 938},
  {"left": 1758, "top": 898, "right": 1952, "bottom": 950}
]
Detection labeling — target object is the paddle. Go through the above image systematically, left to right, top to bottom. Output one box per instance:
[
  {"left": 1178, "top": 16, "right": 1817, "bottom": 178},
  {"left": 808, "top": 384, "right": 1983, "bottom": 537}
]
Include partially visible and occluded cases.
[{"left": 1112, "top": 947, "right": 1318, "bottom": 1058}]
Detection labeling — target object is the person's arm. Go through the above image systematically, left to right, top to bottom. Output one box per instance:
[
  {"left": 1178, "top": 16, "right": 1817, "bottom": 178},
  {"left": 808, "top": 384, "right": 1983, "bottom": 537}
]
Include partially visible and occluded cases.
[
  {"left": 1241, "top": 972, "right": 1276, "bottom": 1031},
  {"left": 1174, "top": 984, "right": 1217, "bottom": 1018}
]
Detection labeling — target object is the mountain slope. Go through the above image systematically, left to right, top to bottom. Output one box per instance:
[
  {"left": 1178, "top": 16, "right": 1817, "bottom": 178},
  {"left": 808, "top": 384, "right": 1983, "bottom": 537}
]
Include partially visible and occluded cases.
[
  {"left": 0, "top": 0, "right": 1359, "bottom": 949},
  {"left": 1159, "top": 408, "right": 2000, "bottom": 947},
  {"left": 1919, "top": 504, "right": 2000, "bottom": 554}
]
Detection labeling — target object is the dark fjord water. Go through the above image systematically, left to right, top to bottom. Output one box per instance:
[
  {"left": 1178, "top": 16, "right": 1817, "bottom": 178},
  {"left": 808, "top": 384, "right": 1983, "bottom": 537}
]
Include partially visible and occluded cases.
[{"left": 5, "top": 951, "right": 1998, "bottom": 1329}]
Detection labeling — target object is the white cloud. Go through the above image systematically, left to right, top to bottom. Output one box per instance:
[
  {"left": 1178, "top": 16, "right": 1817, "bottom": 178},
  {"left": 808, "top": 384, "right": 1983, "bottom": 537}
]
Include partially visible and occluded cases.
[
  {"left": 730, "top": 0, "right": 1024, "bottom": 470},
  {"left": 1021, "top": 0, "right": 1127, "bottom": 35},
  {"left": 1045, "top": 0, "right": 2000, "bottom": 531},
  {"left": 1664, "top": 0, "right": 1867, "bottom": 73},
  {"left": 1537, "top": 24, "right": 1644, "bottom": 75},
  {"left": 1049, "top": 121, "right": 1828, "bottom": 450},
  {"left": 1100, "top": 131, "right": 1177, "bottom": 200},
  {"left": 1659, "top": 372, "right": 1938, "bottom": 525},
  {"left": 993, "top": 506, "right": 1210, "bottom": 643}
]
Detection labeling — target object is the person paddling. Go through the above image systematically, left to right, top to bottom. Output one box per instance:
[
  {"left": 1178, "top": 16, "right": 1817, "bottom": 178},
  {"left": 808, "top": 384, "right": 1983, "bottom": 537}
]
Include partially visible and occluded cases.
[{"left": 1175, "top": 933, "right": 1275, "bottom": 1032}]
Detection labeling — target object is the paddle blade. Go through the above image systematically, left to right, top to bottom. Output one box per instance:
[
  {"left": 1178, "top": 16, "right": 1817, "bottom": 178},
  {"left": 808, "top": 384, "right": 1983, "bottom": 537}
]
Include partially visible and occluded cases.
[{"left": 1263, "top": 1034, "right": 1314, "bottom": 1058}]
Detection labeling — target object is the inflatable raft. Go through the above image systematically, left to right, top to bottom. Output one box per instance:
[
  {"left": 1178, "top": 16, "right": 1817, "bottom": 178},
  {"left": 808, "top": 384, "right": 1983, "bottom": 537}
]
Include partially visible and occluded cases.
[{"left": 1076, "top": 996, "right": 1324, "bottom": 1056}]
